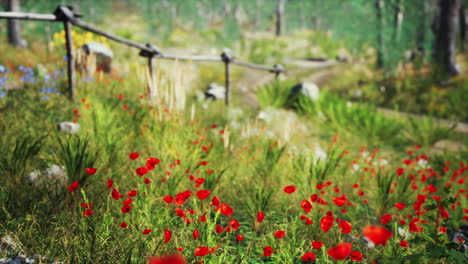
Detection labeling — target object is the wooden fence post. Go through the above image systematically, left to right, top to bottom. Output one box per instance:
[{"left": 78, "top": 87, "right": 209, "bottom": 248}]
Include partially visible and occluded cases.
[
  {"left": 54, "top": 5, "right": 81, "bottom": 102},
  {"left": 63, "top": 20, "right": 75, "bottom": 101},
  {"left": 139, "top": 43, "right": 160, "bottom": 97},
  {"left": 221, "top": 50, "right": 233, "bottom": 106},
  {"left": 271, "top": 64, "right": 285, "bottom": 81}
]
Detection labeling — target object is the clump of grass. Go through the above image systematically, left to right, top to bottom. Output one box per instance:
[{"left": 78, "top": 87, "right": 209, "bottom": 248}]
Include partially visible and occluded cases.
[
  {"left": 404, "top": 116, "right": 456, "bottom": 147},
  {"left": 0, "top": 134, "right": 43, "bottom": 178},
  {"left": 55, "top": 135, "right": 99, "bottom": 186}
]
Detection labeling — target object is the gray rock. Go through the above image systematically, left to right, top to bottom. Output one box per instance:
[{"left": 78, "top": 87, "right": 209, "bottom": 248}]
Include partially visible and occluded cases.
[
  {"left": 288, "top": 82, "right": 320, "bottom": 103},
  {"left": 204, "top": 83, "right": 225, "bottom": 100},
  {"left": 57, "top": 122, "right": 80, "bottom": 134},
  {"left": 23, "top": 165, "right": 68, "bottom": 193}
]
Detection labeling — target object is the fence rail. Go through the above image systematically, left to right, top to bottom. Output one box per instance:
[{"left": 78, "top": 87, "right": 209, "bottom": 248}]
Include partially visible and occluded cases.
[{"left": 0, "top": 5, "right": 286, "bottom": 105}]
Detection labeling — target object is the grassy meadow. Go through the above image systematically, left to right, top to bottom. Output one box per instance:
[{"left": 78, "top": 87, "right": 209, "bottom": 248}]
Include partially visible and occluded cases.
[{"left": 1, "top": 1, "right": 468, "bottom": 264}]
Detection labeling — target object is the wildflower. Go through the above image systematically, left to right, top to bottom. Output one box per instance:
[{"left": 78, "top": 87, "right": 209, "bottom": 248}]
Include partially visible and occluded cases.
[
  {"left": 129, "top": 153, "right": 140, "bottom": 160},
  {"left": 146, "top": 157, "right": 160, "bottom": 170},
  {"left": 136, "top": 167, "right": 149, "bottom": 177},
  {"left": 85, "top": 168, "right": 97, "bottom": 175},
  {"left": 396, "top": 168, "right": 404, "bottom": 176},
  {"left": 107, "top": 179, "right": 113, "bottom": 189},
  {"left": 68, "top": 181, "right": 79, "bottom": 192},
  {"left": 283, "top": 185, "right": 297, "bottom": 194},
  {"left": 112, "top": 189, "right": 123, "bottom": 200},
  {"left": 128, "top": 190, "right": 138, "bottom": 197},
  {"left": 196, "top": 190, "right": 211, "bottom": 200},
  {"left": 332, "top": 196, "right": 348, "bottom": 206},
  {"left": 301, "top": 200, "right": 312, "bottom": 213},
  {"left": 219, "top": 203, "right": 233, "bottom": 216},
  {"left": 394, "top": 203, "right": 406, "bottom": 210},
  {"left": 121, "top": 204, "right": 132, "bottom": 214},
  {"left": 82, "top": 209, "right": 93, "bottom": 217},
  {"left": 257, "top": 211, "right": 265, "bottom": 223},
  {"left": 381, "top": 214, "right": 392, "bottom": 225},
  {"left": 320, "top": 215, "right": 334, "bottom": 232},
  {"left": 229, "top": 219, "right": 240, "bottom": 230},
  {"left": 339, "top": 220, "right": 352, "bottom": 234},
  {"left": 120, "top": 222, "right": 128, "bottom": 228},
  {"left": 215, "top": 225, "right": 224, "bottom": 233},
  {"left": 363, "top": 226, "right": 393, "bottom": 245},
  {"left": 164, "top": 228, "right": 171, "bottom": 243},
  {"left": 143, "top": 229, "right": 152, "bottom": 235},
  {"left": 193, "top": 229, "right": 200, "bottom": 240},
  {"left": 274, "top": 230, "right": 285, "bottom": 238},
  {"left": 236, "top": 234, "right": 244, "bottom": 241},
  {"left": 312, "top": 241, "right": 323, "bottom": 249},
  {"left": 399, "top": 241, "right": 408, "bottom": 248},
  {"left": 327, "top": 243, "right": 352, "bottom": 260},
  {"left": 194, "top": 246, "right": 210, "bottom": 257},
  {"left": 263, "top": 246, "right": 274, "bottom": 257},
  {"left": 350, "top": 251, "right": 363, "bottom": 261},
  {"left": 301, "top": 252, "right": 316, "bottom": 261},
  {"left": 148, "top": 254, "right": 186, "bottom": 264}
]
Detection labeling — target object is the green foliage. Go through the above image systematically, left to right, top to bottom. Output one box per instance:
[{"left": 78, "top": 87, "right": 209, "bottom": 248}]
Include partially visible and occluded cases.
[
  {"left": 256, "top": 80, "right": 295, "bottom": 109},
  {"left": 404, "top": 116, "right": 456, "bottom": 147},
  {"left": 0, "top": 135, "right": 43, "bottom": 178},
  {"left": 56, "top": 135, "right": 99, "bottom": 185}
]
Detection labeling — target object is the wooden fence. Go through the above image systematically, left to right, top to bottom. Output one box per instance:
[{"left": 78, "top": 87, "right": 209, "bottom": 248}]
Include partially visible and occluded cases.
[{"left": 0, "top": 5, "right": 286, "bottom": 105}]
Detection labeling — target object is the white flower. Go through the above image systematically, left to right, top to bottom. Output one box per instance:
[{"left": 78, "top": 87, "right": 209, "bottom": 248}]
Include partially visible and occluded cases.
[
  {"left": 314, "top": 145, "right": 327, "bottom": 161},
  {"left": 398, "top": 227, "right": 411, "bottom": 239}
]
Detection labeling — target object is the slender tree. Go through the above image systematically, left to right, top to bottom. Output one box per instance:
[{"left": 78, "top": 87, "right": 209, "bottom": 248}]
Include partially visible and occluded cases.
[
  {"left": 6, "top": 0, "right": 27, "bottom": 48},
  {"left": 275, "top": 0, "right": 287, "bottom": 36},
  {"left": 375, "top": 0, "right": 385, "bottom": 68},
  {"left": 393, "top": 0, "right": 404, "bottom": 41},
  {"left": 434, "top": 0, "right": 461, "bottom": 77}
]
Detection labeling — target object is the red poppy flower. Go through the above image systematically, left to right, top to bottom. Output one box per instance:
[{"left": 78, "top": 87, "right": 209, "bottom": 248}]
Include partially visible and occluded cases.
[
  {"left": 129, "top": 153, "right": 140, "bottom": 160},
  {"left": 146, "top": 157, "right": 160, "bottom": 170},
  {"left": 198, "top": 161, "right": 208, "bottom": 166},
  {"left": 136, "top": 167, "right": 149, "bottom": 177},
  {"left": 85, "top": 168, "right": 97, "bottom": 175},
  {"left": 396, "top": 168, "right": 404, "bottom": 176},
  {"left": 144, "top": 178, "right": 152, "bottom": 184},
  {"left": 194, "top": 178, "right": 205, "bottom": 185},
  {"left": 107, "top": 179, "right": 113, "bottom": 189},
  {"left": 68, "top": 181, "right": 79, "bottom": 192},
  {"left": 283, "top": 185, "right": 297, "bottom": 194},
  {"left": 112, "top": 188, "right": 122, "bottom": 200},
  {"left": 128, "top": 190, "right": 138, "bottom": 197},
  {"left": 175, "top": 190, "right": 192, "bottom": 205},
  {"left": 196, "top": 190, "right": 211, "bottom": 200},
  {"left": 310, "top": 194, "right": 318, "bottom": 202},
  {"left": 162, "top": 195, "right": 173, "bottom": 204},
  {"left": 211, "top": 196, "right": 220, "bottom": 207},
  {"left": 332, "top": 196, "right": 348, "bottom": 206},
  {"left": 123, "top": 197, "right": 132, "bottom": 205},
  {"left": 299, "top": 200, "right": 311, "bottom": 214},
  {"left": 80, "top": 202, "right": 92, "bottom": 209},
  {"left": 219, "top": 203, "right": 233, "bottom": 216},
  {"left": 394, "top": 203, "right": 406, "bottom": 210},
  {"left": 121, "top": 204, "right": 132, "bottom": 214},
  {"left": 175, "top": 208, "right": 186, "bottom": 218},
  {"left": 82, "top": 209, "right": 93, "bottom": 217},
  {"left": 257, "top": 211, "right": 265, "bottom": 223},
  {"left": 381, "top": 214, "right": 392, "bottom": 225},
  {"left": 199, "top": 215, "right": 207, "bottom": 222},
  {"left": 320, "top": 215, "right": 334, "bottom": 232},
  {"left": 229, "top": 219, "right": 240, "bottom": 230},
  {"left": 339, "top": 220, "right": 352, "bottom": 234},
  {"left": 120, "top": 222, "right": 128, "bottom": 228},
  {"left": 215, "top": 224, "right": 224, "bottom": 233},
  {"left": 363, "top": 226, "right": 393, "bottom": 245},
  {"left": 164, "top": 228, "right": 171, "bottom": 243},
  {"left": 143, "top": 229, "right": 152, "bottom": 235},
  {"left": 193, "top": 229, "right": 200, "bottom": 240},
  {"left": 274, "top": 230, "right": 285, "bottom": 238},
  {"left": 236, "top": 234, "right": 244, "bottom": 241},
  {"left": 312, "top": 241, "right": 324, "bottom": 249},
  {"left": 399, "top": 241, "right": 408, "bottom": 248},
  {"left": 327, "top": 243, "right": 352, "bottom": 260},
  {"left": 195, "top": 246, "right": 210, "bottom": 257},
  {"left": 263, "top": 246, "right": 274, "bottom": 257},
  {"left": 350, "top": 251, "right": 363, "bottom": 261},
  {"left": 301, "top": 252, "right": 316, "bottom": 261},
  {"left": 148, "top": 254, "right": 187, "bottom": 264}
]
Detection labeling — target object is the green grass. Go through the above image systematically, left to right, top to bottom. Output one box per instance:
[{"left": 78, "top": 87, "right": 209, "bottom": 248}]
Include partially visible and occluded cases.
[{"left": 1, "top": 40, "right": 467, "bottom": 264}]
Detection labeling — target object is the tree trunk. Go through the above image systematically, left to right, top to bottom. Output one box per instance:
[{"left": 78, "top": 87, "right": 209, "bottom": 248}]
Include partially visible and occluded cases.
[
  {"left": 6, "top": 0, "right": 27, "bottom": 48},
  {"left": 275, "top": 0, "right": 286, "bottom": 37},
  {"left": 375, "top": 0, "right": 385, "bottom": 68},
  {"left": 393, "top": 0, "right": 404, "bottom": 42},
  {"left": 434, "top": 0, "right": 461, "bottom": 77},
  {"left": 460, "top": 5, "right": 466, "bottom": 50}
]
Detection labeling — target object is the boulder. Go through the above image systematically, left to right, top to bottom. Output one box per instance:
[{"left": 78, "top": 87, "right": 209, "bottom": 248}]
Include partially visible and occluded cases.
[
  {"left": 77, "top": 41, "right": 113, "bottom": 73},
  {"left": 288, "top": 82, "right": 320, "bottom": 103},
  {"left": 204, "top": 83, "right": 225, "bottom": 100},
  {"left": 57, "top": 122, "right": 80, "bottom": 134},
  {"left": 23, "top": 165, "right": 68, "bottom": 193}
]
